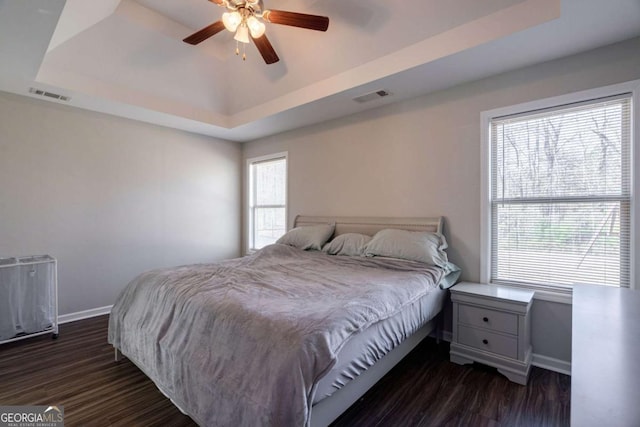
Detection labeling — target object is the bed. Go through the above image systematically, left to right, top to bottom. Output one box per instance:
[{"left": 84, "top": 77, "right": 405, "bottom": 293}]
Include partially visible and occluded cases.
[{"left": 108, "top": 215, "right": 457, "bottom": 426}]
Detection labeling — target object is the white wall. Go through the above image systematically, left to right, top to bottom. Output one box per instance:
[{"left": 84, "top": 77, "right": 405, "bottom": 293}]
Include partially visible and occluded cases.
[
  {"left": 243, "top": 36, "right": 640, "bottom": 364},
  {"left": 0, "top": 92, "right": 242, "bottom": 315}
]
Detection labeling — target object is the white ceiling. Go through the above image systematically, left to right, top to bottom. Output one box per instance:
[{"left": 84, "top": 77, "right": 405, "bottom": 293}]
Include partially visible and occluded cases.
[{"left": 1, "top": 0, "right": 639, "bottom": 141}]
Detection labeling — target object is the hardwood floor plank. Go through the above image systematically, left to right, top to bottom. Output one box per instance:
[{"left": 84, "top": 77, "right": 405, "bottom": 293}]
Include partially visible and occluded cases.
[
  {"left": 0, "top": 316, "right": 570, "bottom": 426},
  {"left": 0, "top": 316, "right": 196, "bottom": 426},
  {"left": 331, "top": 339, "right": 570, "bottom": 427}
]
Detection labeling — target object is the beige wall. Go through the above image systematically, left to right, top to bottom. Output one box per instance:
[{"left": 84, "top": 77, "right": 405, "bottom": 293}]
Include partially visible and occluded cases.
[
  {"left": 243, "top": 37, "right": 640, "bottom": 363},
  {"left": 0, "top": 92, "right": 242, "bottom": 315}
]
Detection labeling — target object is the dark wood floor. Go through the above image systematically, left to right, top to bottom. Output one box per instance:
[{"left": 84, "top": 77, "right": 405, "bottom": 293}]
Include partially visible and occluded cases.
[
  {"left": 0, "top": 316, "right": 570, "bottom": 426},
  {"left": 332, "top": 340, "right": 570, "bottom": 427}
]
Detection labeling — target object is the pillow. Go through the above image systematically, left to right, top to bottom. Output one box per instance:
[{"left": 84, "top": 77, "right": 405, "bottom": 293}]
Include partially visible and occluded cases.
[
  {"left": 276, "top": 223, "right": 335, "bottom": 250},
  {"left": 363, "top": 228, "right": 449, "bottom": 267},
  {"left": 322, "top": 233, "right": 372, "bottom": 256},
  {"left": 439, "top": 264, "right": 462, "bottom": 289}
]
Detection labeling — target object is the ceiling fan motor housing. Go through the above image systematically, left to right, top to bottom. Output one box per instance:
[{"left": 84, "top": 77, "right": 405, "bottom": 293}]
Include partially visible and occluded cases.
[{"left": 225, "top": 0, "right": 264, "bottom": 16}]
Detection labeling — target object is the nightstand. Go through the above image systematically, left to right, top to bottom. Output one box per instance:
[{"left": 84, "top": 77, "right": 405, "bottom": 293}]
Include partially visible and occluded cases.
[{"left": 449, "top": 282, "right": 533, "bottom": 385}]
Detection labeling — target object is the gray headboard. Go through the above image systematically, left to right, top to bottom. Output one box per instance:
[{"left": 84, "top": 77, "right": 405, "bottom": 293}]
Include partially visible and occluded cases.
[{"left": 293, "top": 215, "right": 443, "bottom": 236}]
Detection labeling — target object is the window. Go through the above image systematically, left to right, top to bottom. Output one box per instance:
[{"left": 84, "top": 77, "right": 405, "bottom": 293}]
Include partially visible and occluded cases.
[
  {"left": 482, "top": 82, "right": 638, "bottom": 292},
  {"left": 247, "top": 153, "right": 287, "bottom": 251}
]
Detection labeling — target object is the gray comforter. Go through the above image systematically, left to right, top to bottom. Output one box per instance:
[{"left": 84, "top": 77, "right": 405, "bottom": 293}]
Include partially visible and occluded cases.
[{"left": 108, "top": 244, "right": 445, "bottom": 426}]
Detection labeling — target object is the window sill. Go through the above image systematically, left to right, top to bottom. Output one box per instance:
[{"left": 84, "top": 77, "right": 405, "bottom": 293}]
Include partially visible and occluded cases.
[
  {"left": 490, "top": 282, "right": 573, "bottom": 305},
  {"left": 531, "top": 288, "right": 573, "bottom": 304}
]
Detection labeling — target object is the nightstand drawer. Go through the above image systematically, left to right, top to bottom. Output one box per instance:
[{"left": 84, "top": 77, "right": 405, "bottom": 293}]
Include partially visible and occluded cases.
[
  {"left": 458, "top": 304, "right": 518, "bottom": 335},
  {"left": 458, "top": 325, "right": 518, "bottom": 359}
]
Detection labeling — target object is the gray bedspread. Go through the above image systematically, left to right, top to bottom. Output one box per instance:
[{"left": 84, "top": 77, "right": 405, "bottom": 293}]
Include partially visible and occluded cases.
[{"left": 108, "top": 244, "right": 445, "bottom": 426}]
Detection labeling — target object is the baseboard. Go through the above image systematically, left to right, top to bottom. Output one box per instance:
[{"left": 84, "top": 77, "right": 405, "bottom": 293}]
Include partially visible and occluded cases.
[
  {"left": 58, "top": 305, "right": 112, "bottom": 324},
  {"left": 531, "top": 353, "right": 571, "bottom": 376}
]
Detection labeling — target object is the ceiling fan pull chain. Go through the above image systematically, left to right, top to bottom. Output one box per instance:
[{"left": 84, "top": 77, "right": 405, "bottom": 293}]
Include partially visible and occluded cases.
[
  {"left": 235, "top": 40, "right": 240, "bottom": 56},
  {"left": 243, "top": 43, "right": 247, "bottom": 61}
]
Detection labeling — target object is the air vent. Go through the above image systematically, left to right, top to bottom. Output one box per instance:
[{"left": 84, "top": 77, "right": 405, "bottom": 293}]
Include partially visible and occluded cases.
[
  {"left": 29, "top": 87, "right": 71, "bottom": 102},
  {"left": 353, "top": 89, "right": 391, "bottom": 104}
]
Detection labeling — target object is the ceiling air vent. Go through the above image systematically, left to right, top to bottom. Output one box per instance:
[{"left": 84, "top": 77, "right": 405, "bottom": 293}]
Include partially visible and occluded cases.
[
  {"left": 29, "top": 87, "right": 71, "bottom": 102},
  {"left": 353, "top": 89, "right": 391, "bottom": 104}
]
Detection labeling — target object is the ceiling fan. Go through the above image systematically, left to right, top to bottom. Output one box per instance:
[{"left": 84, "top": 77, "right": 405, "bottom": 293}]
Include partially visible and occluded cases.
[{"left": 183, "top": 0, "right": 330, "bottom": 64}]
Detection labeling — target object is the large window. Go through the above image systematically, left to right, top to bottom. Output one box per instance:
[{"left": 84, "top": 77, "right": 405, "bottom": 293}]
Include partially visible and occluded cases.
[
  {"left": 482, "top": 83, "right": 638, "bottom": 293},
  {"left": 247, "top": 153, "right": 287, "bottom": 251}
]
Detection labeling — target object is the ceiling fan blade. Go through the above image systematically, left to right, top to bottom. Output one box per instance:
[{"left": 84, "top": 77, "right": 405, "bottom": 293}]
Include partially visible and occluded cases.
[
  {"left": 208, "top": 0, "right": 224, "bottom": 4},
  {"left": 263, "top": 10, "right": 329, "bottom": 32},
  {"left": 183, "top": 21, "right": 226, "bottom": 45},
  {"left": 252, "top": 34, "right": 280, "bottom": 64}
]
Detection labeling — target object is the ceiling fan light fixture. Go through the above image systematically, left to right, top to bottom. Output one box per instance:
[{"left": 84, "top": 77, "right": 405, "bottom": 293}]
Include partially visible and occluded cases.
[
  {"left": 183, "top": 0, "right": 329, "bottom": 65},
  {"left": 222, "top": 11, "right": 242, "bottom": 32},
  {"left": 247, "top": 16, "right": 266, "bottom": 38},
  {"left": 234, "top": 25, "right": 250, "bottom": 44}
]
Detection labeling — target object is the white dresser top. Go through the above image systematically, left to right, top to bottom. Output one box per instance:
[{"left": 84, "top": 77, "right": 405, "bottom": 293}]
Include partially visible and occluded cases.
[
  {"left": 451, "top": 282, "right": 534, "bottom": 304},
  {"left": 571, "top": 285, "right": 640, "bottom": 426}
]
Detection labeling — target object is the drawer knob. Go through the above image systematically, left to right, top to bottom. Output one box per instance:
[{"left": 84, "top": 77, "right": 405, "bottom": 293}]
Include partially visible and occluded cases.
[
  {"left": 483, "top": 317, "right": 489, "bottom": 322},
  {"left": 482, "top": 339, "right": 489, "bottom": 345}
]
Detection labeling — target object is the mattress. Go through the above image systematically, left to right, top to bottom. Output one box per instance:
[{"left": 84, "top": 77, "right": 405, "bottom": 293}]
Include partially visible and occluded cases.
[{"left": 313, "top": 286, "right": 446, "bottom": 404}]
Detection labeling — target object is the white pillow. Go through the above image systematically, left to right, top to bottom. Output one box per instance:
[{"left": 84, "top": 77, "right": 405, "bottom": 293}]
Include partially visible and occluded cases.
[
  {"left": 276, "top": 223, "right": 335, "bottom": 250},
  {"left": 364, "top": 228, "right": 449, "bottom": 267},
  {"left": 322, "top": 233, "right": 372, "bottom": 256}
]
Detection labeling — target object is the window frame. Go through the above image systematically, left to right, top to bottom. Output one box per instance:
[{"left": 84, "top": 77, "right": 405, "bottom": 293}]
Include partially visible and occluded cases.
[
  {"left": 480, "top": 80, "right": 640, "bottom": 302},
  {"left": 245, "top": 152, "right": 288, "bottom": 254}
]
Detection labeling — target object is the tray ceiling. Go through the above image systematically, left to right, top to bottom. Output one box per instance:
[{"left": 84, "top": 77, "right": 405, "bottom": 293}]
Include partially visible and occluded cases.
[{"left": 1, "top": 0, "right": 639, "bottom": 141}]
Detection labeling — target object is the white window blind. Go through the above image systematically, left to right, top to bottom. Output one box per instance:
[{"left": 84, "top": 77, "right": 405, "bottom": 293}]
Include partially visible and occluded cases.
[
  {"left": 490, "top": 94, "right": 632, "bottom": 289},
  {"left": 248, "top": 155, "right": 287, "bottom": 251}
]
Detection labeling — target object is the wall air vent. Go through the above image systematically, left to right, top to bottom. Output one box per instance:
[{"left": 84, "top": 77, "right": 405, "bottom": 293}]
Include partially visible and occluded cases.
[
  {"left": 29, "top": 87, "right": 71, "bottom": 102},
  {"left": 352, "top": 89, "right": 391, "bottom": 104}
]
